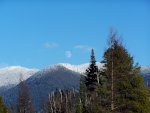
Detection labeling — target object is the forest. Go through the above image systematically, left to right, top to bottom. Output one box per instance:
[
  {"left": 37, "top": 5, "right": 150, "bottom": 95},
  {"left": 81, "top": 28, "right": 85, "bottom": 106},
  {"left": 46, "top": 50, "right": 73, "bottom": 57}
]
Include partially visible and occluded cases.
[{"left": 0, "top": 29, "right": 150, "bottom": 113}]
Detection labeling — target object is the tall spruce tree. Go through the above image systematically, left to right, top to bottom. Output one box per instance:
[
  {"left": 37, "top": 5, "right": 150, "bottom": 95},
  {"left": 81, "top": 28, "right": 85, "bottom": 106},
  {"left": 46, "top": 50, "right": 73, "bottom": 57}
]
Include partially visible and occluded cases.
[
  {"left": 102, "top": 29, "right": 150, "bottom": 113},
  {"left": 85, "top": 49, "right": 99, "bottom": 91},
  {"left": 85, "top": 49, "right": 101, "bottom": 113}
]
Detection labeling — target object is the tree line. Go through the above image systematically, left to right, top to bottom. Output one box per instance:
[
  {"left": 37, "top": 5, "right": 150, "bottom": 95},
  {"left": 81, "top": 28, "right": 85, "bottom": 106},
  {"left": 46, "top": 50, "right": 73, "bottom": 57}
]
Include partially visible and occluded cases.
[{"left": 0, "top": 29, "right": 150, "bottom": 113}]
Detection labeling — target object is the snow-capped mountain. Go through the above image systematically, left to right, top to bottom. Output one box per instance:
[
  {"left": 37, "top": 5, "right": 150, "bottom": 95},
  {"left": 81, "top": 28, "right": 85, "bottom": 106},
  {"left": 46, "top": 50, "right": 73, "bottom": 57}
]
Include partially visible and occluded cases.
[
  {"left": 0, "top": 62, "right": 102, "bottom": 92},
  {"left": 1, "top": 62, "right": 103, "bottom": 110},
  {"left": 28, "top": 62, "right": 103, "bottom": 81},
  {"left": 43, "top": 62, "right": 103, "bottom": 74},
  {"left": 59, "top": 62, "right": 103, "bottom": 74},
  {"left": 0, "top": 63, "right": 148, "bottom": 91},
  {"left": 1, "top": 63, "right": 150, "bottom": 111},
  {"left": 2, "top": 65, "right": 81, "bottom": 111},
  {"left": 0, "top": 66, "right": 39, "bottom": 89},
  {"left": 141, "top": 66, "right": 150, "bottom": 75},
  {"left": 141, "top": 66, "right": 150, "bottom": 86}
]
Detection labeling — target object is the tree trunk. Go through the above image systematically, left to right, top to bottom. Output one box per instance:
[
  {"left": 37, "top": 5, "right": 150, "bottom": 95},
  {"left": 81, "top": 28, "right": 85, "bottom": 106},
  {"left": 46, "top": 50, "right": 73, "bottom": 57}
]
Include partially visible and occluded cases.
[{"left": 111, "top": 52, "right": 114, "bottom": 111}]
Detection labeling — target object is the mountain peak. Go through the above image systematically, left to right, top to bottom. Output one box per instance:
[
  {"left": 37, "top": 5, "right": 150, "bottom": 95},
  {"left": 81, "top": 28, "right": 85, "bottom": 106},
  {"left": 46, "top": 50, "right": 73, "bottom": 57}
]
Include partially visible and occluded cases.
[
  {"left": 58, "top": 62, "right": 103, "bottom": 74},
  {"left": 0, "top": 66, "right": 39, "bottom": 88},
  {"left": 141, "top": 66, "right": 150, "bottom": 74}
]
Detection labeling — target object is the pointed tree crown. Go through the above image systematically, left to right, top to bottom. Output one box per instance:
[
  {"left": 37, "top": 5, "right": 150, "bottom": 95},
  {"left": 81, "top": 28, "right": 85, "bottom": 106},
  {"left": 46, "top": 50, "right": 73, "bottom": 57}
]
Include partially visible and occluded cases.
[
  {"left": 91, "top": 48, "right": 96, "bottom": 64},
  {"left": 85, "top": 49, "right": 99, "bottom": 91}
]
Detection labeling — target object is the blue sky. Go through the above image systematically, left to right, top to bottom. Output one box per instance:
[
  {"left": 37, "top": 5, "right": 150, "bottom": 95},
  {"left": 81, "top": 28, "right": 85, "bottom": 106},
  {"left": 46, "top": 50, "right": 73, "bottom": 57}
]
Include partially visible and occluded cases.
[{"left": 0, "top": 0, "right": 149, "bottom": 69}]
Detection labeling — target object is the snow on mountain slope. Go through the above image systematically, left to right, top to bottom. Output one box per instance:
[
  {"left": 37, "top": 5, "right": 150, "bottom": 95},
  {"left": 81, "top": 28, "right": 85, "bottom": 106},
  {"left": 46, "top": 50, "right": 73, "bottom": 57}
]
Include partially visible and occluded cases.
[
  {"left": 28, "top": 62, "right": 104, "bottom": 81},
  {"left": 59, "top": 62, "right": 104, "bottom": 74},
  {"left": 0, "top": 63, "right": 103, "bottom": 89},
  {"left": 0, "top": 63, "right": 148, "bottom": 90},
  {"left": 28, "top": 64, "right": 66, "bottom": 80},
  {"left": 2, "top": 65, "right": 81, "bottom": 111},
  {"left": 0, "top": 66, "right": 39, "bottom": 88},
  {"left": 141, "top": 66, "right": 150, "bottom": 75}
]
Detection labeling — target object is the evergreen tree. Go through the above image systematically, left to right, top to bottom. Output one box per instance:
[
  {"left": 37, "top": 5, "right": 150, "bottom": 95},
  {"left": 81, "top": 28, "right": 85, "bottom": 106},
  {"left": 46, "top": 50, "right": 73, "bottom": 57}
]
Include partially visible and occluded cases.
[
  {"left": 102, "top": 29, "right": 150, "bottom": 113},
  {"left": 85, "top": 49, "right": 99, "bottom": 91},
  {"left": 85, "top": 49, "right": 102, "bottom": 113},
  {"left": 125, "top": 63, "right": 150, "bottom": 113},
  {"left": 97, "top": 69, "right": 110, "bottom": 113},
  {"left": 76, "top": 75, "right": 86, "bottom": 113},
  {"left": 0, "top": 95, "right": 11, "bottom": 113},
  {"left": 75, "top": 99, "right": 83, "bottom": 113}
]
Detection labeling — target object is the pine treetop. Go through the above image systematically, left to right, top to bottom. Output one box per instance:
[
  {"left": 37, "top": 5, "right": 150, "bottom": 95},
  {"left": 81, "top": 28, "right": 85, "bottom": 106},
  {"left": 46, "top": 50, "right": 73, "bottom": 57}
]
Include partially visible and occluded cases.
[{"left": 85, "top": 49, "right": 99, "bottom": 92}]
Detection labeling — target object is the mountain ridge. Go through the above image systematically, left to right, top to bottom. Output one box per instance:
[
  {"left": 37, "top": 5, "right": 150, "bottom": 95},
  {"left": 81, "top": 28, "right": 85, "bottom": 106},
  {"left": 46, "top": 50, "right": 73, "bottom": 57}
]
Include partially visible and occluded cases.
[
  {"left": 0, "top": 63, "right": 149, "bottom": 91},
  {"left": 0, "top": 63, "right": 150, "bottom": 111},
  {"left": 0, "top": 66, "right": 39, "bottom": 89}
]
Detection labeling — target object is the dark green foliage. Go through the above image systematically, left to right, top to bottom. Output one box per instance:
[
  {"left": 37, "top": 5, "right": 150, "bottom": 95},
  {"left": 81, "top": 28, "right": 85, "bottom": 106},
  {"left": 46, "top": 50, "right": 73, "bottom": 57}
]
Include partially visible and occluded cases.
[
  {"left": 102, "top": 29, "right": 150, "bottom": 113},
  {"left": 84, "top": 49, "right": 104, "bottom": 113},
  {"left": 85, "top": 49, "right": 99, "bottom": 91},
  {"left": 125, "top": 65, "right": 150, "bottom": 113},
  {"left": 97, "top": 74, "right": 111, "bottom": 112},
  {"left": 76, "top": 75, "right": 86, "bottom": 113},
  {"left": 0, "top": 95, "right": 11, "bottom": 113},
  {"left": 75, "top": 99, "right": 83, "bottom": 113}
]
